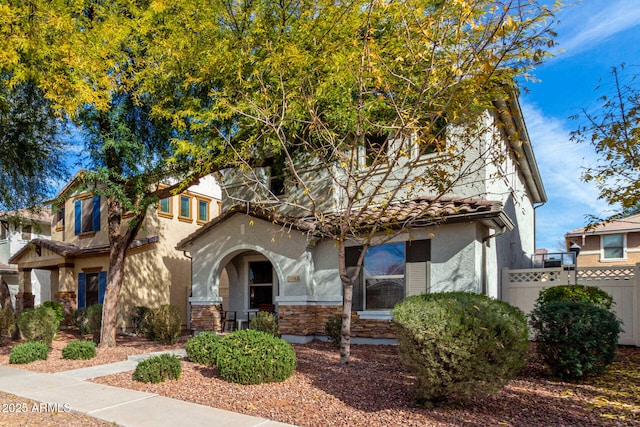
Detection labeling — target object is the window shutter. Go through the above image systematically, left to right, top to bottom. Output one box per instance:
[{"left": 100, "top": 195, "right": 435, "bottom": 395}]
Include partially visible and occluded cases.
[
  {"left": 92, "top": 196, "right": 101, "bottom": 232},
  {"left": 74, "top": 200, "right": 82, "bottom": 235},
  {"left": 406, "top": 240, "right": 430, "bottom": 296},
  {"left": 345, "top": 246, "right": 363, "bottom": 311},
  {"left": 98, "top": 271, "right": 107, "bottom": 305},
  {"left": 78, "top": 273, "right": 86, "bottom": 308}
]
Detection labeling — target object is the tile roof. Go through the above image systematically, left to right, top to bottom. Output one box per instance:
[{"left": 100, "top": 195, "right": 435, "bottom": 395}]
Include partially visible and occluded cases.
[
  {"left": 177, "top": 196, "right": 511, "bottom": 249},
  {"left": 566, "top": 213, "right": 640, "bottom": 236}
]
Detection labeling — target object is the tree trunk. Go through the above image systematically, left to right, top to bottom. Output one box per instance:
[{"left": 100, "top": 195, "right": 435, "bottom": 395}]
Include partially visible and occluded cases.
[
  {"left": 99, "top": 240, "right": 127, "bottom": 348},
  {"left": 338, "top": 241, "right": 352, "bottom": 365},
  {"left": 0, "top": 277, "right": 12, "bottom": 310}
]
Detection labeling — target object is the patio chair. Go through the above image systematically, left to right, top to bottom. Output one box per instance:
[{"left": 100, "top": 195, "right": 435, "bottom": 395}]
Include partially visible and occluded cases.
[{"left": 221, "top": 310, "right": 236, "bottom": 332}]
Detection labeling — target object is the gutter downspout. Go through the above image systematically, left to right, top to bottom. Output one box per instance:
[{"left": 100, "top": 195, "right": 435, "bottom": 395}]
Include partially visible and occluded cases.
[{"left": 183, "top": 251, "right": 192, "bottom": 330}]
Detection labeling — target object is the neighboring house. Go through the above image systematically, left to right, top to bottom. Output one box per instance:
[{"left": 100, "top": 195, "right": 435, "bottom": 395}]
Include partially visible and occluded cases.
[
  {"left": 177, "top": 91, "right": 547, "bottom": 344},
  {"left": 9, "top": 173, "right": 221, "bottom": 329},
  {"left": 0, "top": 209, "right": 52, "bottom": 309},
  {"left": 565, "top": 214, "right": 640, "bottom": 267}
]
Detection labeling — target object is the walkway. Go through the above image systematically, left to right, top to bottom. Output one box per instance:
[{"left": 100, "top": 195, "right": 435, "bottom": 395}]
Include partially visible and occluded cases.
[{"left": 0, "top": 349, "right": 294, "bottom": 427}]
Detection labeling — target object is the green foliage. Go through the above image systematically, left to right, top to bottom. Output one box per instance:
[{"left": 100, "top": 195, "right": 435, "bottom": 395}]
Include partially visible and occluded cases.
[
  {"left": 536, "top": 285, "right": 614, "bottom": 310},
  {"left": 393, "top": 292, "right": 529, "bottom": 405},
  {"left": 42, "top": 301, "right": 65, "bottom": 325},
  {"left": 530, "top": 301, "right": 622, "bottom": 380},
  {"left": 86, "top": 304, "right": 103, "bottom": 344},
  {"left": 146, "top": 305, "right": 181, "bottom": 344},
  {"left": 16, "top": 306, "right": 60, "bottom": 346},
  {"left": 130, "top": 306, "right": 153, "bottom": 336},
  {"left": 0, "top": 307, "right": 15, "bottom": 346},
  {"left": 72, "top": 308, "right": 90, "bottom": 335},
  {"left": 248, "top": 311, "right": 279, "bottom": 337},
  {"left": 325, "top": 313, "right": 342, "bottom": 348},
  {"left": 216, "top": 330, "right": 296, "bottom": 385},
  {"left": 185, "top": 332, "right": 223, "bottom": 366},
  {"left": 62, "top": 340, "right": 97, "bottom": 360},
  {"left": 9, "top": 341, "right": 49, "bottom": 364},
  {"left": 133, "top": 354, "right": 182, "bottom": 384}
]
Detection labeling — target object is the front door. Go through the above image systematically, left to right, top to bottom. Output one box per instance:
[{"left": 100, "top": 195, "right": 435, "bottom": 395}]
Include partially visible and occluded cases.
[{"left": 248, "top": 260, "right": 273, "bottom": 309}]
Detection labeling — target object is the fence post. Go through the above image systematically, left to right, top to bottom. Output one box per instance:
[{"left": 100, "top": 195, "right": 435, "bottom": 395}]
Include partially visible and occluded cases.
[{"left": 635, "top": 263, "right": 640, "bottom": 347}]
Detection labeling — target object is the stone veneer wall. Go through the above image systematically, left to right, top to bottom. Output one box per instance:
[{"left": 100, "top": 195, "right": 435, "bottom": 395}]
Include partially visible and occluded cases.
[
  {"left": 191, "top": 304, "right": 222, "bottom": 332},
  {"left": 278, "top": 305, "right": 395, "bottom": 339}
]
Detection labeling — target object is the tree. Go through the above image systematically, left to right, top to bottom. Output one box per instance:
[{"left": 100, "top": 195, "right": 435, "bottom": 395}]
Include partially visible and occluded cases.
[
  {"left": 144, "top": 0, "right": 561, "bottom": 364},
  {"left": 571, "top": 64, "right": 640, "bottom": 218},
  {"left": 0, "top": 80, "right": 67, "bottom": 210}
]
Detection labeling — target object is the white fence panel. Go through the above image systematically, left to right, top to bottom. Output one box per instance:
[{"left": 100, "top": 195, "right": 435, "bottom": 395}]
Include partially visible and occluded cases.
[{"left": 501, "top": 265, "right": 640, "bottom": 346}]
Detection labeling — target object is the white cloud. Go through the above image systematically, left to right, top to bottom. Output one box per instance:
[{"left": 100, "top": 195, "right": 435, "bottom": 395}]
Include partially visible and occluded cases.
[
  {"left": 552, "top": 0, "right": 640, "bottom": 58},
  {"left": 522, "top": 101, "right": 613, "bottom": 248}
]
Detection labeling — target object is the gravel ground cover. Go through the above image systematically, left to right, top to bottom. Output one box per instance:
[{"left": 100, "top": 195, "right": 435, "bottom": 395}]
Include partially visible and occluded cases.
[{"left": 0, "top": 329, "right": 638, "bottom": 426}]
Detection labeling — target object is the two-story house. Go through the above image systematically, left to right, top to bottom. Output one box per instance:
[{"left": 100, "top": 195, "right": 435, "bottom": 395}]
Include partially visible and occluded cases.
[
  {"left": 177, "top": 90, "right": 547, "bottom": 343},
  {"left": 9, "top": 173, "right": 221, "bottom": 329},
  {"left": 0, "top": 209, "right": 52, "bottom": 309},
  {"left": 565, "top": 213, "right": 640, "bottom": 267}
]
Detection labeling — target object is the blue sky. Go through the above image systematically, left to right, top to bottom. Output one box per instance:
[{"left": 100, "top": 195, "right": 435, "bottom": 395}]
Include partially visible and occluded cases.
[{"left": 521, "top": 0, "right": 640, "bottom": 251}]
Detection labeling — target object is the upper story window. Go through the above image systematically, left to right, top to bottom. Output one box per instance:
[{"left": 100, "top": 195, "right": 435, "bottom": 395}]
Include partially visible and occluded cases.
[
  {"left": 365, "top": 133, "right": 389, "bottom": 167},
  {"left": 179, "top": 195, "right": 192, "bottom": 222},
  {"left": 74, "top": 196, "right": 101, "bottom": 235},
  {"left": 158, "top": 196, "right": 173, "bottom": 219},
  {"left": 197, "top": 198, "right": 210, "bottom": 224},
  {"left": 54, "top": 208, "right": 65, "bottom": 231},
  {"left": 0, "top": 221, "right": 7, "bottom": 240},
  {"left": 21, "top": 225, "right": 31, "bottom": 241},
  {"left": 602, "top": 234, "right": 625, "bottom": 259}
]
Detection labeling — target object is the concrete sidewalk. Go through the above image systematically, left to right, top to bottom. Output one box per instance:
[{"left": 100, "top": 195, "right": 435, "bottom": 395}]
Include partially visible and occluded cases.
[{"left": 0, "top": 352, "right": 294, "bottom": 427}]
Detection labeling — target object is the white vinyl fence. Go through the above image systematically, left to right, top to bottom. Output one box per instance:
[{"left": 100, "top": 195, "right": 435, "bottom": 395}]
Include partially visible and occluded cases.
[{"left": 502, "top": 265, "right": 640, "bottom": 346}]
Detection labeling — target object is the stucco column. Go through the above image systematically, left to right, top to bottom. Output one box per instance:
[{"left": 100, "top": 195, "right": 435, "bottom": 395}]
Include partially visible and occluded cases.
[
  {"left": 56, "top": 264, "right": 77, "bottom": 320},
  {"left": 15, "top": 268, "right": 34, "bottom": 314}
]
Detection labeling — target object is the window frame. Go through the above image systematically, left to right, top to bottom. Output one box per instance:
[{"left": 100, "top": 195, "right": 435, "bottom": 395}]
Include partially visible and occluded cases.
[
  {"left": 74, "top": 195, "right": 101, "bottom": 236},
  {"left": 178, "top": 195, "right": 193, "bottom": 222},
  {"left": 158, "top": 196, "right": 173, "bottom": 219},
  {"left": 196, "top": 196, "right": 211, "bottom": 225},
  {"left": 54, "top": 207, "right": 65, "bottom": 231},
  {"left": 0, "top": 221, "right": 8, "bottom": 240},
  {"left": 21, "top": 224, "right": 31, "bottom": 241},
  {"left": 601, "top": 233, "right": 626, "bottom": 260}
]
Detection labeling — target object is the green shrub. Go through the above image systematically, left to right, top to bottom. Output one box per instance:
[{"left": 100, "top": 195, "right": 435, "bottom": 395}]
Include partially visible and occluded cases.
[
  {"left": 536, "top": 285, "right": 614, "bottom": 310},
  {"left": 393, "top": 292, "right": 529, "bottom": 405},
  {"left": 42, "top": 301, "right": 64, "bottom": 325},
  {"left": 530, "top": 301, "right": 622, "bottom": 379},
  {"left": 86, "top": 304, "right": 102, "bottom": 344},
  {"left": 146, "top": 305, "right": 181, "bottom": 344},
  {"left": 16, "top": 306, "right": 60, "bottom": 346},
  {"left": 130, "top": 306, "right": 153, "bottom": 336},
  {"left": 0, "top": 307, "right": 15, "bottom": 346},
  {"left": 248, "top": 311, "right": 279, "bottom": 337},
  {"left": 325, "top": 313, "right": 342, "bottom": 348},
  {"left": 216, "top": 329, "right": 296, "bottom": 385},
  {"left": 185, "top": 332, "right": 223, "bottom": 366},
  {"left": 62, "top": 340, "right": 97, "bottom": 360},
  {"left": 9, "top": 341, "right": 49, "bottom": 364},
  {"left": 133, "top": 353, "right": 182, "bottom": 383}
]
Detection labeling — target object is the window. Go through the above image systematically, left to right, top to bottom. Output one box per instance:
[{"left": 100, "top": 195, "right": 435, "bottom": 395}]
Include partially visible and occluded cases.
[
  {"left": 365, "top": 133, "right": 389, "bottom": 167},
  {"left": 179, "top": 195, "right": 192, "bottom": 221},
  {"left": 74, "top": 196, "right": 101, "bottom": 235},
  {"left": 158, "top": 197, "right": 173, "bottom": 218},
  {"left": 197, "top": 198, "right": 210, "bottom": 224},
  {"left": 54, "top": 208, "right": 65, "bottom": 230},
  {"left": 0, "top": 221, "right": 7, "bottom": 240},
  {"left": 21, "top": 225, "right": 31, "bottom": 241},
  {"left": 602, "top": 234, "right": 625, "bottom": 259},
  {"left": 347, "top": 240, "right": 430, "bottom": 311},
  {"left": 248, "top": 261, "right": 273, "bottom": 309},
  {"left": 78, "top": 271, "right": 107, "bottom": 308}
]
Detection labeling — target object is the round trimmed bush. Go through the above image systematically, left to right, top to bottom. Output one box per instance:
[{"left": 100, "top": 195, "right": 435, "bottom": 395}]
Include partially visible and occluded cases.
[
  {"left": 536, "top": 285, "right": 613, "bottom": 309},
  {"left": 393, "top": 292, "right": 529, "bottom": 405},
  {"left": 530, "top": 301, "right": 622, "bottom": 379},
  {"left": 17, "top": 306, "right": 60, "bottom": 346},
  {"left": 248, "top": 311, "right": 279, "bottom": 337},
  {"left": 216, "top": 329, "right": 296, "bottom": 385},
  {"left": 185, "top": 332, "right": 223, "bottom": 366},
  {"left": 62, "top": 340, "right": 97, "bottom": 360},
  {"left": 9, "top": 341, "right": 49, "bottom": 364},
  {"left": 133, "top": 353, "right": 182, "bottom": 383}
]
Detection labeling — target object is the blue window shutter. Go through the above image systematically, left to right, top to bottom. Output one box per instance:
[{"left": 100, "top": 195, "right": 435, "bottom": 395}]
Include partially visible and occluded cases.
[
  {"left": 92, "top": 196, "right": 101, "bottom": 232},
  {"left": 74, "top": 200, "right": 82, "bottom": 235},
  {"left": 98, "top": 271, "right": 107, "bottom": 305},
  {"left": 78, "top": 273, "right": 86, "bottom": 308}
]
